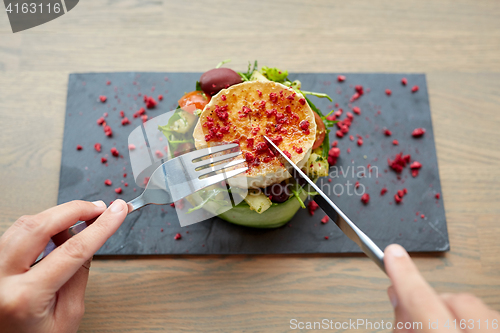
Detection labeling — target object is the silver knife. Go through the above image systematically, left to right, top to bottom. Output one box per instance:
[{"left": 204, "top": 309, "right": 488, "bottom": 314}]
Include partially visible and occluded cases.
[{"left": 263, "top": 136, "right": 386, "bottom": 274}]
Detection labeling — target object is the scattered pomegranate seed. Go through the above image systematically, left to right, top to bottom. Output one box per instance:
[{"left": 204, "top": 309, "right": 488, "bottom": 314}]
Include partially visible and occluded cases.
[
  {"left": 337, "top": 75, "right": 346, "bottom": 82},
  {"left": 401, "top": 78, "right": 407, "bottom": 86},
  {"left": 106, "top": 80, "right": 111, "bottom": 85},
  {"left": 411, "top": 85, "right": 419, "bottom": 93},
  {"left": 385, "top": 89, "right": 392, "bottom": 96},
  {"left": 99, "top": 95, "right": 107, "bottom": 103},
  {"left": 158, "top": 95, "right": 163, "bottom": 101},
  {"left": 221, "top": 95, "right": 227, "bottom": 101},
  {"left": 352, "top": 106, "right": 361, "bottom": 115},
  {"left": 119, "top": 111, "right": 125, "bottom": 118},
  {"left": 96, "top": 117, "right": 105, "bottom": 125},
  {"left": 121, "top": 117, "right": 130, "bottom": 125},
  {"left": 104, "top": 125, "right": 113, "bottom": 137},
  {"left": 412, "top": 128, "right": 426, "bottom": 137},
  {"left": 384, "top": 129, "right": 392, "bottom": 136},
  {"left": 336, "top": 130, "right": 344, "bottom": 138},
  {"left": 357, "top": 138, "right": 363, "bottom": 146},
  {"left": 393, "top": 139, "right": 399, "bottom": 145},
  {"left": 94, "top": 143, "right": 102, "bottom": 152},
  {"left": 128, "top": 144, "right": 136, "bottom": 150},
  {"left": 76, "top": 145, "right": 83, "bottom": 150},
  {"left": 110, "top": 147, "right": 119, "bottom": 157},
  {"left": 155, "top": 150, "right": 164, "bottom": 158},
  {"left": 101, "top": 157, "right": 107, "bottom": 163},
  {"left": 410, "top": 161, "right": 422, "bottom": 169},
  {"left": 123, "top": 173, "right": 127, "bottom": 178},
  {"left": 104, "top": 179, "right": 112, "bottom": 186},
  {"left": 355, "top": 181, "right": 360, "bottom": 189},
  {"left": 115, "top": 187, "right": 122, "bottom": 194},
  {"left": 380, "top": 188, "right": 388, "bottom": 195},
  {"left": 397, "top": 190, "right": 405, "bottom": 198},
  {"left": 361, "top": 193, "right": 370, "bottom": 204},
  {"left": 435, "top": 193, "right": 440, "bottom": 199},
  {"left": 394, "top": 194, "right": 402, "bottom": 204},
  {"left": 308, "top": 201, "right": 319, "bottom": 216},
  {"left": 421, "top": 214, "right": 425, "bottom": 219},
  {"left": 321, "top": 216, "right": 329, "bottom": 224},
  {"left": 174, "top": 233, "right": 182, "bottom": 240},
  {"left": 324, "top": 236, "right": 329, "bottom": 240}
]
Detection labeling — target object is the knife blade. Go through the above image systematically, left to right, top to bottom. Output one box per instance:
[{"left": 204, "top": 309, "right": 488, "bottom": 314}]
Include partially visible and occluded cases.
[{"left": 263, "top": 136, "right": 386, "bottom": 274}]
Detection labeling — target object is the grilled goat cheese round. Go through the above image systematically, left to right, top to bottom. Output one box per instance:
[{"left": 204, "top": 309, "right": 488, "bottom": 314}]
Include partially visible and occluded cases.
[{"left": 193, "top": 81, "right": 317, "bottom": 189}]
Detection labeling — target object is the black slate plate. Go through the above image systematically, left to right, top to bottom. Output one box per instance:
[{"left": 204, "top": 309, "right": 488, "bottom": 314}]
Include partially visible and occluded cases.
[{"left": 58, "top": 72, "right": 449, "bottom": 255}]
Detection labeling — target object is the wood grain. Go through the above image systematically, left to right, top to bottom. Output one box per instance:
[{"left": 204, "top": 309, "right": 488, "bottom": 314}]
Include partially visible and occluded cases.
[{"left": 0, "top": 0, "right": 499, "bottom": 332}]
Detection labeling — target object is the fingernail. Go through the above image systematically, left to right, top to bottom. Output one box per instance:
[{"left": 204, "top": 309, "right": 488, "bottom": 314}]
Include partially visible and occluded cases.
[
  {"left": 92, "top": 200, "right": 106, "bottom": 208},
  {"left": 109, "top": 200, "right": 125, "bottom": 213},
  {"left": 388, "top": 244, "right": 408, "bottom": 258},
  {"left": 388, "top": 286, "right": 398, "bottom": 308}
]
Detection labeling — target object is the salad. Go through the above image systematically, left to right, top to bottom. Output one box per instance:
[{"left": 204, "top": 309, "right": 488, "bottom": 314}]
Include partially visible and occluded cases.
[{"left": 158, "top": 61, "right": 337, "bottom": 228}]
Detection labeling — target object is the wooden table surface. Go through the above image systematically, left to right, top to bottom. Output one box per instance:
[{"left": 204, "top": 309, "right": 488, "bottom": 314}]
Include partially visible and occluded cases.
[{"left": 1, "top": 1, "right": 499, "bottom": 332}]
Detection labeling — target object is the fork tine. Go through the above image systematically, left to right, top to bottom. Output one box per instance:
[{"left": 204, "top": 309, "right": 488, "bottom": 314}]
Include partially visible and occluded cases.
[
  {"left": 187, "top": 143, "right": 239, "bottom": 161},
  {"left": 193, "top": 151, "right": 243, "bottom": 169},
  {"left": 198, "top": 158, "right": 246, "bottom": 178},
  {"left": 192, "top": 166, "right": 248, "bottom": 193}
]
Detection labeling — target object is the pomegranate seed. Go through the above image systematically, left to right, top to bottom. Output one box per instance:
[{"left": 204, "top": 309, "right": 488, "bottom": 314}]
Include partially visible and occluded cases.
[
  {"left": 337, "top": 75, "right": 346, "bottom": 82},
  {"left": 401, "top": 78, "right": 407, "bottom": 85},
  {"left": 106, "top": 80, "right": 111, "bottom": 85},
  {"left": 411, "top": 85, "right": 419, "bottom": 93},
  {"left": 385, "top": 89, "right": 392, "bottom": 96},
  {"left": 158, "top": 95, "right": 163, "bottom": 101},
  {"left": 99, "top": 96, "right": 107, "bottom": 103},
  {"left": 145, "top": 97, "right": 157, "bottom": 109},
  {"left": 352, "top": 106, "right": 361, "bottom": 115},
  {"left": 119, "top": 111, "right": 125, "bottom": 118},
  {"left": 97, "top": 117, "right": 105, "bottom": 125},
  {"left": 121, "top": 117, "right": 130, "bottom": 126},
  {"left": 412, "top": 128, "right": 426, "bottom": 137},
  {"left": 384, "top": 129, "right": 392, "bottom": 136},
  {"left": 336, "top": 130, "right": 344, "bottom": 138},
  {"left": 349, "top": 135, "right": 354, "bottom": 141},
  {"left": 357, "top": 138, "right": 363, "bottom": 146},
  {"left": 392, "top": 139, "right": 399, "bottom": 145},
  {"left": 94, "top": 143, "right": 102, "bottom": 152},
  {"left": 128, "top": 144, "right": 136, "bottom": 150},
  {"left": 76, "top": 145, "right": 83, "bottom": 150},
  {"left": 110, "top": 147, "right": 119, "bottom": 157},
  {"left": 328, "top": 147, "right": 341, "bottom": 157},
  {"left": 155, "top": 150, "right": 164, "bottom": 158},
  {"left": 101, "top": 157, "right": 107, "bottom": 163},
  {"left": 410, "top": 161, "right": 422, "bottom": 169},
  {"left": 104, "top": 179, "right": 112, "bottom": 186},
  {"left": 355, "top": 181, "right": 360, "bottom": 189},
  {"left": 115, "top": 187, "right": 122, "bottom": 194},
  {"left": 380, "top": 188, "right": 388, "bottom": 195},
  {"left": 397, "top": 190, "right": 404, "bottom": 198},
  {"left": 361, "top": 193, "right": 370, "bottom": 204},
  {"left": 435, "top": 193, "right": 440, "bottom": 199},
  {"left": 394, "top": 194, "right": 402, "bottom": 204},
  {"left": 308, "top": 201, "right": 319, "bottom": 216},
  {"left": 421, "top": 214, "right": 425, "bottom": 219},
  {"left": 321, "top": 216, "right": 329, "bottom": 224},
  {"left": 174, "top": 233, "right": 182, "bottom": 240},
  {"left": 324, "top": 236, "right": 329, "bottom": 240}
]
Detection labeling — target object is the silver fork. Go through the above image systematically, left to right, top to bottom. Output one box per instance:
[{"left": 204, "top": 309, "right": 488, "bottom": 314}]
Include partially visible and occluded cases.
[{"left": 39, "top": 143, "right": 247, "bottom": 263}]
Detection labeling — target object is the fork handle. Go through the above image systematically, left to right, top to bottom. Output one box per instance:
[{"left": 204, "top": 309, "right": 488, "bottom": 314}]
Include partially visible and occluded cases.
[{"left": 49, "top": 198, "right": 145, "bottom": 252}]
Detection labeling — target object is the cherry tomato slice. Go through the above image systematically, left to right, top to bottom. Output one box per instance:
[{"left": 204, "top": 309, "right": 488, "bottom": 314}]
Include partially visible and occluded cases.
[
  {"left": 178, "top": 91, "right": 210, "bottom": 114},
  {"left": 312, "top": 112, "right": 326, "bottom": 150}
]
